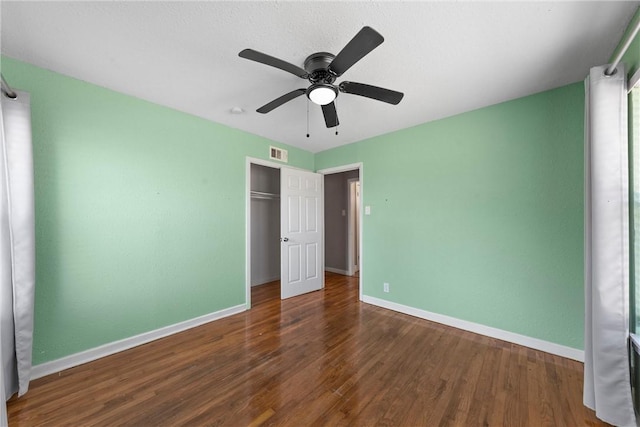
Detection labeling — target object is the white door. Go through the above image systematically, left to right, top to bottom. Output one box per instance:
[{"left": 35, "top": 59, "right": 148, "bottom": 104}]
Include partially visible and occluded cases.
[{"left": 280, "top": 167, "right": 324, "bottom": 299}]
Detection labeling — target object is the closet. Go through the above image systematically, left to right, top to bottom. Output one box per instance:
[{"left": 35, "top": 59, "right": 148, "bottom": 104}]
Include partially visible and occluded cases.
[{"left": 250, "top": 164, "right": 280, "bottom": 286}]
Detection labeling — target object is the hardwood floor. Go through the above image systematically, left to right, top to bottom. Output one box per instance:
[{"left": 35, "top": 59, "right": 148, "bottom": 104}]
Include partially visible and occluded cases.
[{"left": 8, "top": 272, "right": 606, "bottom": 426}]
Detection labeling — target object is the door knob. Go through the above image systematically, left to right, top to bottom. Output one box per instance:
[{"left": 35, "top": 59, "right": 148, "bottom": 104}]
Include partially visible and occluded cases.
[{"left": 280, "top": 237, "right": 289, "bottom": 242}]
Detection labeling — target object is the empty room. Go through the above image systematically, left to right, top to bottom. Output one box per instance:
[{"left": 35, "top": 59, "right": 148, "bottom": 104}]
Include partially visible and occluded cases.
[{"left": 1, "top": 1, "right": 640, "bottom": 426}]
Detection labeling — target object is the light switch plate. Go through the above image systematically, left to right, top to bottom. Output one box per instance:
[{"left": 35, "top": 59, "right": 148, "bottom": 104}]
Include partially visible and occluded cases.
[{"left": 365, "top": 206, "right": 371, "bottom": 215}]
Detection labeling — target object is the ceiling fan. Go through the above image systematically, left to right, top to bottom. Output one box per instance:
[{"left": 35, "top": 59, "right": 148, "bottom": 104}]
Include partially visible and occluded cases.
[{"left": 239, "top": 26, "right": 404, "bottom": 129}]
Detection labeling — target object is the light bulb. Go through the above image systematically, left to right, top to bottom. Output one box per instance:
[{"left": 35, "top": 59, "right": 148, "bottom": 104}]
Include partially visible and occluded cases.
[{"left": 308, "top": 85, "right": 337, "bottom": 105}]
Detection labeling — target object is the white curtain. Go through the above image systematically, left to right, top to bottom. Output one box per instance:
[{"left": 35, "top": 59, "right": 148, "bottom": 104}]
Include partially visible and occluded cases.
[
  {"left": 584, "top": 64, "right": 636, "bottom": 426},
  {"left": 0, "top": 88, "right": 36, "bottom": 426}
]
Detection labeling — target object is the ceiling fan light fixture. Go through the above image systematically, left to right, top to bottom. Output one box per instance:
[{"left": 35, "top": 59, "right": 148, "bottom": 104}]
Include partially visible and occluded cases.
[{"left": 307, "top": 84, "right": 337, "bottom": 105}]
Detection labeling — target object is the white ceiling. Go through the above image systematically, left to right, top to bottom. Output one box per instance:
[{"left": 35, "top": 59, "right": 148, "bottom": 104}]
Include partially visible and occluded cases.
[{"left": 1, "top": 1, "right": 638, "bottom": 153}]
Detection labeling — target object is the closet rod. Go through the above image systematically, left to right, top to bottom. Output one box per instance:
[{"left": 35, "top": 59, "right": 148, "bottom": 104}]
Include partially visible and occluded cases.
[
  {"left": 606, "top": 12, "right": 640, "bottom": 76},
  {"left": 1, "top": 74, "right": 17, "bottom": 99},
  {"left": 250, "top": 190, "right": 280, "bottom": 200}
]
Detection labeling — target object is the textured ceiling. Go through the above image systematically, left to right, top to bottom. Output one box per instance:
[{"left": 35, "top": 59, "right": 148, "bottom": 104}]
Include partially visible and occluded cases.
[{"left": 1, "top": 1, "right": 638, "bottom": 153}]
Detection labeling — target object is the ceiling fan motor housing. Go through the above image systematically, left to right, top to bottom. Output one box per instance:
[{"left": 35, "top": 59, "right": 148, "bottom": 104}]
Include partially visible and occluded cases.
[{"left": 304, "top": 52, "right": 337, "bottom": 84}]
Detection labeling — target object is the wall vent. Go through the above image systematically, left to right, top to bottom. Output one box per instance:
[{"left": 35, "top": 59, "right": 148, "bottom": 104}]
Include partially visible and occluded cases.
[{"left": 269, "top": 146, "right": 288, "bottom": 163}]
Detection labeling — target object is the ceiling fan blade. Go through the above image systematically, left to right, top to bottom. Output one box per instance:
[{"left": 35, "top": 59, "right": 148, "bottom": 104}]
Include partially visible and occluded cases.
[
  {"left": 328, "top": 27, "right": 384, "bottom": 77},
  {"left": 239, "top": 49, "right": 308, "bottom": 79},
  {"left": 339, "top": 81, "right": 404, "bottom": 105},
  {"left": 257, "top": 89, "right": 307, "bottom": 114},
  {"left": 321, "top": 102, "right": 339, "bottom": 128}
]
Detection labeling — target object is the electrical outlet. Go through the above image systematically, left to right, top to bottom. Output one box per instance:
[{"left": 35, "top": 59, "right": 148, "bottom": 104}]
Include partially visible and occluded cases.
[{"left": 383, "top": 282, "right": 389, "bottom": 293}]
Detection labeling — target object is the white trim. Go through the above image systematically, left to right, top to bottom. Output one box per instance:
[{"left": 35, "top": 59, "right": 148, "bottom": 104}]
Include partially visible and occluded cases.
[
  {"left": 630, "top": 67, "right": 640, "bottom": 91},
  {"left": 247, "top": 157, "right": 286, "bottom": 170},
  {"left": 245, "top": 158, "right": 252, "bottom": 308},
  {"left": 318, "top": 162, "right": 364, "bottom": 301},
  {"left": 317, "top": 163, "right": 362, "bottom": 175},
  {"left": 319, "top": 172, "right": 326, "bottom": 291},
  {"left": 346, "top": 178, "right": 360, "bottom": 276},
  {"left": 325, "top": 267, "right": 350, "bottom": 276},
  {"left": 362, "top": 295, "right": 584, "bottom": 362},
  {"left": 31, "top": 304, "right": 246, "bottom": 379}
]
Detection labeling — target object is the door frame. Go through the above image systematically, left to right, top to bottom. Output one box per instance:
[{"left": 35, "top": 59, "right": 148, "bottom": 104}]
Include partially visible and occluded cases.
[
  {"left": 317, "top": 162, "right": 363, "bottom": 301},
  {"left": 347, "top": 178, "right": 360, "bottom": 276}
]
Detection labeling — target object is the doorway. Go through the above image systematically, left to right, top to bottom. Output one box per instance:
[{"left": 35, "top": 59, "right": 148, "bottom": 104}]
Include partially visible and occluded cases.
[
  {"left": 246, "top": 158, "right": 282, "bottom": 309},
  {"left": 249, "top": 163, "right": 280, "bottom": 288},
  {"left": 318, "top": 163, "right": 363, "bottom": 301}
]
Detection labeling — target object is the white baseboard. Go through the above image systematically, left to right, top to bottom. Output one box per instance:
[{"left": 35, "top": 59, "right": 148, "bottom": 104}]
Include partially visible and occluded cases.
[
  {"left": 325, "top": 267, "right": 350, "bottom": 276},
  {"left": 362, "top": 295, "right": 584, "bottom": 362},
  {"left": 31, "top": 296, "right": 583, "bottom": 381},
  {"left": 31, "top": 304, "right": 247, "bottom": 380}
]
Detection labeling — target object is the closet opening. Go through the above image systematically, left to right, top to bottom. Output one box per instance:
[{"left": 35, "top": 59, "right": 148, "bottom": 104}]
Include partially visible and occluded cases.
[{"left": 248, "top": 162, "right": 281, "bottom": 307}]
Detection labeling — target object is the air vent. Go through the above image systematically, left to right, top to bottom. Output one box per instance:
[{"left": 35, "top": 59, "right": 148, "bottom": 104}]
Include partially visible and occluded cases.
[{"left": 269, "top": 146, "right": 288, "bottom": 163}]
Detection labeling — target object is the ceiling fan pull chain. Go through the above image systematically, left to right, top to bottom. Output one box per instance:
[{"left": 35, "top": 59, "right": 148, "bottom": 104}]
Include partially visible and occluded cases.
[
  {"left": 306, "top": 98, "right": 310, "bottom": 138},
  {"left": 335, "top": 99, "right": 339, "bottom": 136}
]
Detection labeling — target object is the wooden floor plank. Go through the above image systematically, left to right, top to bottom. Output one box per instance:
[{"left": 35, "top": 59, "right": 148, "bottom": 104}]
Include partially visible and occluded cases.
[{"left": 8, "top": 273, "right": 608, "bottom": 426}]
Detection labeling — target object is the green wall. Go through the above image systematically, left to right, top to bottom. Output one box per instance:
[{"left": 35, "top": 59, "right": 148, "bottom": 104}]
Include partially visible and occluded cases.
[
  {"left": 1, "top": 57, "right": 313, "bottom": 364},
  {"left": 316, "top": 83, "right": 585, "bottom": 349}
]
